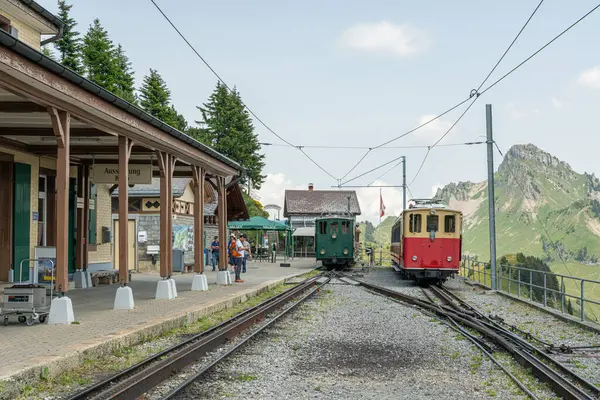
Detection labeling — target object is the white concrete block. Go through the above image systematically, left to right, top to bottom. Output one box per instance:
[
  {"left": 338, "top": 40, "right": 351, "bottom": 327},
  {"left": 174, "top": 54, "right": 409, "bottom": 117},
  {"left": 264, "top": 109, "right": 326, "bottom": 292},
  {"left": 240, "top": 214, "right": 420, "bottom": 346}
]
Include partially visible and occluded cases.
[
  {"left": 73, "top": 270, "right": 87, "bottom": 289},
  {"left": 84, "top": 270, "right": 92, "bottom": 287},
  {"left": 216, "top": 271, "right": 232, "bottom": 285},
  {"left": 191, "top": 274, "right": 208, "bottom": 291},
  {"left": 169, "top": 278, "right": 178, "bottom": 298},
  {"left": 155, "top": 279, "right": 174, "bottom": 299},
  {"left": 113, "top": 286, "right": 135, "bottom": 310},
  {"left": 48, "top": 297, "right": 75, "bottom": 325}
]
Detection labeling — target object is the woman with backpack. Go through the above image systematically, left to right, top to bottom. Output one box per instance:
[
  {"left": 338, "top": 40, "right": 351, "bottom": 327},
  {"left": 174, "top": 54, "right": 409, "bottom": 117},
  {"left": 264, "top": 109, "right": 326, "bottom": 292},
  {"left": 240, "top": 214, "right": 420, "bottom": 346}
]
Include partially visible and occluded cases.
[{"left": 228, "top": 233, "right": 244, "bottom": 283}]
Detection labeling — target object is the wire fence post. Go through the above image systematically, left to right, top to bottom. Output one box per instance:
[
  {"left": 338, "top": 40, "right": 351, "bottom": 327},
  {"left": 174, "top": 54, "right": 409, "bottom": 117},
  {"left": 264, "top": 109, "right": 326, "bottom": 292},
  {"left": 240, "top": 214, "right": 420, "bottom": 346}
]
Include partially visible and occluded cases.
[
  {"left": 479, "top": 263, "right": 481, "bottom": 284},
  {"left": 508, "top": 265, "right": 511, "bottom": 294},
  {"left": 518, "top": 269, "right": 521, "bottom": 298},
  {"left": 529, "top": 270, "right": 533, "bottom": 302},
  {"left": 543, "top": 273, "right": 547, "bottom": 307},
  {"left": 561, "top": 277, "right": 565, "bottom": 314},
  {"left": 581, "top": 280, "right": 585, "bottom": 321}
]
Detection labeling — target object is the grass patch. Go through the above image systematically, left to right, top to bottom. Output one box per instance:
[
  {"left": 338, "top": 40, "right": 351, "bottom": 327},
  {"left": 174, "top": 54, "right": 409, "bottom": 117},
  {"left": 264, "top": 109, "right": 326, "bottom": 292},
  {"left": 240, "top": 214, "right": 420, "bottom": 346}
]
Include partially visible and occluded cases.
[
  {"left": 296, "top": 269, "right": 321, "bottom": 279},
  {"left": 470, "top": 354, "right": 483, "bottom": 374},
  {"left": 235, "top": 373, "right": 257, "bottom": 382}
]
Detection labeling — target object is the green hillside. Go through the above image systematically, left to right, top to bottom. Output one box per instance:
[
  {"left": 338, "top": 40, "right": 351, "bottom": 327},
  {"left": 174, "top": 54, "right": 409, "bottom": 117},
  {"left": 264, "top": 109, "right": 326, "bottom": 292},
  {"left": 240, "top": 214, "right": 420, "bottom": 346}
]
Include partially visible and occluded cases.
[
  {"left": 436, "top": 144, "right": 600, "bottom": 264},
  {"left": 373, "top": 216, "right": 397, "bottom": 244}
]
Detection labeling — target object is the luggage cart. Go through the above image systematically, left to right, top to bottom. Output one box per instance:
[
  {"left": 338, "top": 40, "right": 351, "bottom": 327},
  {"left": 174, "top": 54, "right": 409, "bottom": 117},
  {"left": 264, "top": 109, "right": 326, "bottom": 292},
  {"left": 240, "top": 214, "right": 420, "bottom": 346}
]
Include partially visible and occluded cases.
[{"left": 1, "top": 259, "right": 54, "bottom": 326}]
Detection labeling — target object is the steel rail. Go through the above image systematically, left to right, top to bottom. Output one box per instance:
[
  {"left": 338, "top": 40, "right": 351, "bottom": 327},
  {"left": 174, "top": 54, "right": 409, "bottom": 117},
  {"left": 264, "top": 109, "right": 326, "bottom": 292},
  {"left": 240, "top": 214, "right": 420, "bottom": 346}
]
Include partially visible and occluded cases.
[
  {"left": 68, "top": 274, "right": 322, "bottom": 400},
  {"left": 161, "top": 276, "right": 330, "bottom": 399},
  {"left": 353, "top": 279, "right": 596, "bottom": 400},
  {"left": 434, "top": 285, "right": 600, "bottom": 396}
]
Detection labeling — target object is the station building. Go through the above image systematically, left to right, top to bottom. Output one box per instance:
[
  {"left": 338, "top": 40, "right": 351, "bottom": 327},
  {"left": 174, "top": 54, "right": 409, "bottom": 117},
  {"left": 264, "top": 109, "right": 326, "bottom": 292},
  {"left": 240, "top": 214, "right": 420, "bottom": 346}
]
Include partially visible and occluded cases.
[
  {"left": 0, "top": 0, "right": 247, "bottom": 318},
  {"left": 283, "top": 183, "right": 361, "bottom": 257}
]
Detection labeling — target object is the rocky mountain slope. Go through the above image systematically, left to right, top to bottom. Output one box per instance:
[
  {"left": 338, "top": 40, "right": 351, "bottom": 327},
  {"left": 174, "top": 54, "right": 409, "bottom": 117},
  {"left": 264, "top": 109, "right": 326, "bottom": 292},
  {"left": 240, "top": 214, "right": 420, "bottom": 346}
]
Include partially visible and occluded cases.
[{"left": 435, "top": 144, "right": 600, "bottom": 264}]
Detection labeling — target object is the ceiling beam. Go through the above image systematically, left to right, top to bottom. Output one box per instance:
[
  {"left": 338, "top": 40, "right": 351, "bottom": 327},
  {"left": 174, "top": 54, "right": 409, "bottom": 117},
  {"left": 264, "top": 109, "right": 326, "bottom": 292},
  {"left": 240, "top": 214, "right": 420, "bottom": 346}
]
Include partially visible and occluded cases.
[
  {"left": 0, "top": 101, "right": 47, "bottom": 113},
  {"left": 0, "top": 127, "right": 111, "bottom": 137},
  {"left": 28, "top": 144, "right": 153, "bottom": 155},
  {"left": 80, "top": 158, "right": 191, "bottom": 166}
]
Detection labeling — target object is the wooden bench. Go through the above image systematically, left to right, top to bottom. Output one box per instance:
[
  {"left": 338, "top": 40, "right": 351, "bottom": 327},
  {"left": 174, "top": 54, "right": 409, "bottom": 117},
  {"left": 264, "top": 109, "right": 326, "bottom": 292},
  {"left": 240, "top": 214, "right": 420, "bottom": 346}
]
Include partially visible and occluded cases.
[{"left": 90, "top": 270, "right": 131, "bottom": 287}]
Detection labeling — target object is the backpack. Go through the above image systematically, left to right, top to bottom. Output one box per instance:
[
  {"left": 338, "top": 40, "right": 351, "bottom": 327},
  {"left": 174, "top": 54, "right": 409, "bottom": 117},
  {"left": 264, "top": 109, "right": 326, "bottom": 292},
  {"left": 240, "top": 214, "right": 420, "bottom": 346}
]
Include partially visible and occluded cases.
[{"left": 229, "top": 240, "right": 241, "bottom": 258}]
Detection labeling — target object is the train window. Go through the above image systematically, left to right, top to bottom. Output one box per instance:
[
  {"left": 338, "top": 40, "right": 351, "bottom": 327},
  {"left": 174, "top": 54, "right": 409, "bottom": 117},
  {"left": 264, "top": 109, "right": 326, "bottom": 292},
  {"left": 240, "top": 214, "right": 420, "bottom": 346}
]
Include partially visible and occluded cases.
[
  {"left": 409, "top": 214, "right": 422, "bottom": 233},
  {"left": 426, "top": 215, "right": 439, "bottom": 232},
  {"left": 445, "top": 215, "right": 456, "bottom": 233},
  {"left": 319, "top": 221, "right": 327, "bottom": 234},
  {"left": 342, "top": 221, "right": 349, "bottom": 234},
  {"left": 330, "top": 222, "right": 338, "bottom": 234}
]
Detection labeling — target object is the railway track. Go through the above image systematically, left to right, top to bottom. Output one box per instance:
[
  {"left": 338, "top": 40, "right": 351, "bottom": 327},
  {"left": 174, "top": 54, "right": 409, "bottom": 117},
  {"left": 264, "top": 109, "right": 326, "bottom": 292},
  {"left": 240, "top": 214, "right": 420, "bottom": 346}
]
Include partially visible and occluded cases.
[
  {"left": 67, "top": 273, "right": 328, "bottom": 400},
  {"left": 346, "top": 275, "right": 600, "bottom": 400}
]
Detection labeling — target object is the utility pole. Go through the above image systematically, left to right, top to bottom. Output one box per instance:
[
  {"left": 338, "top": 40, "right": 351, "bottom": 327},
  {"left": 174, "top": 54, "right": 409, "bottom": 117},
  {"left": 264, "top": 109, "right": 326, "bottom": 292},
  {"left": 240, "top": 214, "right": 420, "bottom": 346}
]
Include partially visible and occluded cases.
[
  {"left": 486, "top": 104, "right": 497, "bottom": 291},
  {"left": 402, "top": 156, "right": 407, "bottom": 210}
]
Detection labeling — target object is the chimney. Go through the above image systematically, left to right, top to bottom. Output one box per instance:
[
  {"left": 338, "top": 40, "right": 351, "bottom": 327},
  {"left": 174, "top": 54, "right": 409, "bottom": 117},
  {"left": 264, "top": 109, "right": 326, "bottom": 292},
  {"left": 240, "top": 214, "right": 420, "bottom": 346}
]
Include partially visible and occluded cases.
[{"left": 308, "top": 183, "right": 314, "bottom": 192}]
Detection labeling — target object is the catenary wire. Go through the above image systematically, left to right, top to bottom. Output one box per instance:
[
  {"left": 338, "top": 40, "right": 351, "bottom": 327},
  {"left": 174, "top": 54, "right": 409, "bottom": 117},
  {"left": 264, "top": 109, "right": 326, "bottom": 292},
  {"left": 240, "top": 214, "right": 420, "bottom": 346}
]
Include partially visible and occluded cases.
[
  {"left": 148, "top": 0, "right": 338, "bottom": 180},
  {"left": 368, "top": 2, "right": 599, "bottom": 191},
  {"left": 261, "top": 141, "right": 485, "bottom": 150}
]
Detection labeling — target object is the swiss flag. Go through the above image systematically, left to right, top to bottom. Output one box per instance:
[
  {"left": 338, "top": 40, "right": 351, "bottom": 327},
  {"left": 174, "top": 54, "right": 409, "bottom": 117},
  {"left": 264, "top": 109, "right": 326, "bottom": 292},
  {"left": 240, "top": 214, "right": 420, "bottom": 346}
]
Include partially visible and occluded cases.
[{"left": 380, "top": 194, "right": 386, "bottom": 217}]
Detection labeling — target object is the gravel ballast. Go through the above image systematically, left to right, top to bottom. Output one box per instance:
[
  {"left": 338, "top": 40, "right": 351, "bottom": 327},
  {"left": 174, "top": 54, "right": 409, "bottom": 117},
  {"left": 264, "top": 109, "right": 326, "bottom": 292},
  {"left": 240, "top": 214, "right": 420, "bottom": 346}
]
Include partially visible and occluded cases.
[{"left": 176, "top": 275, "right": 539, "bottom": 399}]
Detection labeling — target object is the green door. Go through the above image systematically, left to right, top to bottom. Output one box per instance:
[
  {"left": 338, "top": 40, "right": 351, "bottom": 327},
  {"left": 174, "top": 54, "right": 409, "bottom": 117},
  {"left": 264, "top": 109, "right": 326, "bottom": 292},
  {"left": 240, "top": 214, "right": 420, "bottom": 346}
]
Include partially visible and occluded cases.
[
  {"left": 13, "top": 163, "right": 31, "bottom": 282},
  {"left": 68, "top": 177, "right": 76, "bottom": 274}
]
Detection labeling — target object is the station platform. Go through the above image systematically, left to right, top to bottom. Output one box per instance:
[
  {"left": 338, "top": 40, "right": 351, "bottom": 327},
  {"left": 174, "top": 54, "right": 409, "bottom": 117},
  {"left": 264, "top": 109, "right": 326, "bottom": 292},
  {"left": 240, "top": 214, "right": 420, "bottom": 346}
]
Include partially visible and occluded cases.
[{"left": 0, "top": 259, "right": 316, "bottom": 384}]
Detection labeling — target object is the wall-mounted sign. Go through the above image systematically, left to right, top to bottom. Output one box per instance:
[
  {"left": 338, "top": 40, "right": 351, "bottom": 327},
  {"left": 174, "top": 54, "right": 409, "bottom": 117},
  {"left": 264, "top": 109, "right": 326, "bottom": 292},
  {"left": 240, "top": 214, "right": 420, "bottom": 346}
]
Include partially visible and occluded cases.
[
  {"left": 92, "top": 164, "right": 152, "bottom": 184},
  {"left": 32, "top": 212, "right": 38, "bottom": 221}
]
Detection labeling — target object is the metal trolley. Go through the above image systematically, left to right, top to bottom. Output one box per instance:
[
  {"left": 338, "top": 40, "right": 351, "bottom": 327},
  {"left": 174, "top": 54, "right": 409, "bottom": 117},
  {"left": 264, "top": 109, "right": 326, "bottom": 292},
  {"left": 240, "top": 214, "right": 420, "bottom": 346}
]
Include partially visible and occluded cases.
[{"left": 1, "top": 259, "right": 55, "bottom": 326}]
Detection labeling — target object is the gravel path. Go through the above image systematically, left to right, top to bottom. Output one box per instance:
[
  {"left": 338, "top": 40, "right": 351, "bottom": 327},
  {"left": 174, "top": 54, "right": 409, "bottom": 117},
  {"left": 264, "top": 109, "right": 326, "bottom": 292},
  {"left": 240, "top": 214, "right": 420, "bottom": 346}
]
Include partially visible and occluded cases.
[
  {"left": 443, "top": 276, "right": 600, "bottom": 387},
  {"left": 175, "top": 277, "right": 534, "bottom": 399}
]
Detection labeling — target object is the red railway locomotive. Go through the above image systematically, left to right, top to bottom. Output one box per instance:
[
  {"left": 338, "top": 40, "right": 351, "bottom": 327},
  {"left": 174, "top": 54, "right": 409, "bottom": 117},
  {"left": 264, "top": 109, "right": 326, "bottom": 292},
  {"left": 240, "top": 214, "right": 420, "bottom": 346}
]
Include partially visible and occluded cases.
[{"left": 390, "top": 199, "right": 463, "bottom": 284}]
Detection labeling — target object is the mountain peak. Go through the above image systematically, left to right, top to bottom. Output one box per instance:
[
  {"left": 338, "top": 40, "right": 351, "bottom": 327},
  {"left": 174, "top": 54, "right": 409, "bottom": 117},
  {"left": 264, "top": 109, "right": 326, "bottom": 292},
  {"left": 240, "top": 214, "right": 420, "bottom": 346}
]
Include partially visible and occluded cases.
[{"left": 500, "top": 144, "right": 574, "bottom": 175}]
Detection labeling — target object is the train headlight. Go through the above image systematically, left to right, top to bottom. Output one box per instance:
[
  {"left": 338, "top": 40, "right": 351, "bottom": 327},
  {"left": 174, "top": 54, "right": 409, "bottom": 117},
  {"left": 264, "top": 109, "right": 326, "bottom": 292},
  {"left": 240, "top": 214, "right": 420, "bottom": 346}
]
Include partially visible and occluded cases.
[
  {"left": 332, "top": 233, "right": 337, "bottom": 239},
  {"left": 320, "top": 248, "right": 326, "bottom": 255},
  {"left": 343, "top": 248, "right": 349, "bottom": 255},
  {"left": 412, "top": 255, "right": 417, "bottom": 261},
  {"left": 447, "top": 256, "right": 452, "bottom": 262}
]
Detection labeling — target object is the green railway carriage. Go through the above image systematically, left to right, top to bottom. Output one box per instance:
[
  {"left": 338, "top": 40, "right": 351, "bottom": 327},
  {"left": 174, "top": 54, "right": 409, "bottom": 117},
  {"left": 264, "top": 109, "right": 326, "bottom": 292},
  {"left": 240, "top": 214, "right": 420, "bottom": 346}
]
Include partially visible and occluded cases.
[{"left": 315, "top": 216, "right": 356, "bottom": 269}]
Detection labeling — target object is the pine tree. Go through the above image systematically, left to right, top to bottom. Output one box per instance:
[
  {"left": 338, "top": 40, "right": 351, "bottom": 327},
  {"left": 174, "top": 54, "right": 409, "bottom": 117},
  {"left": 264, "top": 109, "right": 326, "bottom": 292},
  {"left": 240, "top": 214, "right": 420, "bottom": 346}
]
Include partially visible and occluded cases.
[
  {"left": 54, "top": 0, "right": 82, "bottom": 73},
  {"left": 81, "top": 19, "right": 117, "bottom": 92},
  {"left": 113, "top": 44, "right": 136, "bottom": 103},
  {"left": 41, "top": 46, "right": 57, "bottom": 61},
  {"left": 139, "top": 69, "right": 187, "bottom": 131},
  {"left": 189, "top": 82, "right": 266, "bottom": 189}
]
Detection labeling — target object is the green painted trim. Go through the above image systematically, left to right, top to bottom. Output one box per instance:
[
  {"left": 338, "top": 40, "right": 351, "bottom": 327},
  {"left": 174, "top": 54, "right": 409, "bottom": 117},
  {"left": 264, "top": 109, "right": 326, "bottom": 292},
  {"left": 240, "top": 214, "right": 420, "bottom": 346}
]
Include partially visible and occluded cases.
[{"left": 13, "top": 163, "right": 31, "bottom": 282}]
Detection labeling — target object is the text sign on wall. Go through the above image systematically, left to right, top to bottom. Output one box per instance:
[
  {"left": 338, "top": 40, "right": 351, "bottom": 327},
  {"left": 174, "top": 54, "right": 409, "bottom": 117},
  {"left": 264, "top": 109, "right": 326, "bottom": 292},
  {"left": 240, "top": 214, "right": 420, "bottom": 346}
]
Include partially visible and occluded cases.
[{"left": 92, "top": 164, "right": 152, "bottom": 184}]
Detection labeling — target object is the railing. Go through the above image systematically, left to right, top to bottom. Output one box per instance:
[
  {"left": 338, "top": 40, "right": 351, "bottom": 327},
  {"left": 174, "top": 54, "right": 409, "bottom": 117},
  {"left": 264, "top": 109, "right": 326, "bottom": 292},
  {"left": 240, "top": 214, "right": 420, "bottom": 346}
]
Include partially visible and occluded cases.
[{"left": 460, "top": 256, "right": 600, "bottom": 324}]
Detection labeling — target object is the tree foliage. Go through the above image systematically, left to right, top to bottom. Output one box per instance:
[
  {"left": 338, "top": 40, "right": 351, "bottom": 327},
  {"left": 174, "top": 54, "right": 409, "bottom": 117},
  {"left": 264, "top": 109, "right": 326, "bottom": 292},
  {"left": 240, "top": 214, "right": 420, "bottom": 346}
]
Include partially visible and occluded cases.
[
  {"left": 55, "top": 0, "right": 82, "bottom": 73},
  {"left": 81, "top": 19, "right": 117, "bottom": 91},
  {"left": 113, "top": 44, "right": 136, "bottom": 103},
  {"left": 139, "top": 69, "right": 187, "bottom": 130},
  {"left": 189, "top": 81, "right": 265, "bottom": 189},
  {"left": 242, "top": 192, "right": 269, "bottom": 218},
  {"left": 359, "top": 220, "right": 375, "bottom": 242},
  {"left": 513, "top": 253, "right": 560, "bottom": 306}
]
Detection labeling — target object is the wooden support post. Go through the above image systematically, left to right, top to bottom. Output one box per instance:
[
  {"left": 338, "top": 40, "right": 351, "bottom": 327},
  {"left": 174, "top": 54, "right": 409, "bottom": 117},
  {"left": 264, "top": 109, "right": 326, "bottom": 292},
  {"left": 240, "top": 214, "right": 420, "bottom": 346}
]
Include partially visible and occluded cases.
[
  {"left": 49, "top": 107, "right": 70, "bottom": 293},
  {"left": 118, "top": 136, "right": 130, "bottom": 284},
  {"left": 157, "top": 151, "right": 174, "bottom": 278},
  {"left": 75, "top": 165, "right": 85, "bottom": 270},
  {"left": 82, "top": 166, "right": 89, "bottom": 270},
  {"left": 192, "top": 166, "right": 206, "bottom": 274},
  {"left": 217, "top": 176, "right": 227, "bottom": 271}
]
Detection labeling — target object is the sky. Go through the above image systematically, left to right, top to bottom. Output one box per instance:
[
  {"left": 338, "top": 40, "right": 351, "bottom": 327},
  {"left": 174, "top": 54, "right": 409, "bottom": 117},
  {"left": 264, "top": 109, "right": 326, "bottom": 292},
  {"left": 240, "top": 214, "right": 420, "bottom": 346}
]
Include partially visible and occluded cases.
[{"left": 37, "top": 0, "right": 600, "bottom": 224}]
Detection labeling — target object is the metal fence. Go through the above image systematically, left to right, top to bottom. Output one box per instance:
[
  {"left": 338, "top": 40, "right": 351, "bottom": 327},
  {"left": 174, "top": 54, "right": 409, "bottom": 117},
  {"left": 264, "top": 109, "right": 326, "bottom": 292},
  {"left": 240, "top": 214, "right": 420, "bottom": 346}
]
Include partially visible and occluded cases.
[{"left": 460, "top": 256, "right": 600, "bottom": 324}]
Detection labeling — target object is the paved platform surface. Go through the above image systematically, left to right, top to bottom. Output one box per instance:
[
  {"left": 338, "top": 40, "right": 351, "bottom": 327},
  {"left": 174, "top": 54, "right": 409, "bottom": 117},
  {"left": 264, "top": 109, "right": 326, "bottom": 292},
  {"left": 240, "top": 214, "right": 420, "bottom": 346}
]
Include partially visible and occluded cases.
[{"left": 0, "top": 259, "right": 316, "bottom": 381}]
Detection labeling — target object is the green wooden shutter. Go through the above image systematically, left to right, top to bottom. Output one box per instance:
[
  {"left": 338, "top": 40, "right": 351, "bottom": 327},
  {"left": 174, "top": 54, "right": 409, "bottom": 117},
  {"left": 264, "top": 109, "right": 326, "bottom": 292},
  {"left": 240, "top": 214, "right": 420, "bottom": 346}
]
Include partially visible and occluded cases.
[
  {"left": 13, "top": 163, "right": 31, "bottom": 282},
  {"left": 88, "top": 183, "right": 97, "bottom": 245}
]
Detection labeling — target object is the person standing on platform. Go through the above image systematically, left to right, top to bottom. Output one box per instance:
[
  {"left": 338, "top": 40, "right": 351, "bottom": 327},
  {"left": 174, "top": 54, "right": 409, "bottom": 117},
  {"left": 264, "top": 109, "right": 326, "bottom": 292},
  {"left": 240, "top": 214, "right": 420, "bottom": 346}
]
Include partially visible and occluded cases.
[
  {"left": 228, "top": 233, "right": 235, "bottom": 268},
  {"left": 234, "top": 234, "right": 245, "bottom": 283},
  {"left": 240, "top": 234, "right": 251, "bottom": 273},
  {"left": 210, "top": 236, "right": 219, "bottom": 271}
]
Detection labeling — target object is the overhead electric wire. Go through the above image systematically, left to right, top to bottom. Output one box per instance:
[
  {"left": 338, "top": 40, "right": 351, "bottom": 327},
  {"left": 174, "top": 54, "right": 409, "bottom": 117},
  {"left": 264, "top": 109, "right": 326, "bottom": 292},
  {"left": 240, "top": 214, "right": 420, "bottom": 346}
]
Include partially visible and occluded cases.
[
  {"left": 148, "top": 0, "right": 338, "bottom": 180},
  {"left": 407, "top": 0, "right": 546, "bottom": 187},
  {"left": 261, "top": 141, "right": 485, "bottom": 150},
  {"left": 340, "top": 149, "right": 371, "bottom": 181}
]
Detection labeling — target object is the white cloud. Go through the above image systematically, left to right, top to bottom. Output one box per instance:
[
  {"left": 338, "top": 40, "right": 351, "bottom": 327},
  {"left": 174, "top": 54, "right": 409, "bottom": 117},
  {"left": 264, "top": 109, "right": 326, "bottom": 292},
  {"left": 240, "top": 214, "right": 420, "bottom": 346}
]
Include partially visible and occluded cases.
[
  {"left": 339, "top": 21, "right": 429, "bottom": 57},
  {"left": 578, "top": 66, "right": 600, "bottom": 89},
  {"left": 551, "top": 97, "right": 564, "bottom": 109},
  {"left": 505, "top": 102, "right": 522, "bottom": 120},
  {"left": 412, "top": 114, "right": 455, "bottom": 142},
  {"left": 255, "top": 173, "right": 303, "bottom": 219},
  {"left": 356, "top": 180, "right": 406, "bottom": 225},
  {"left": 431, "top": 183, "right": 444, "bottom": 197}
]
